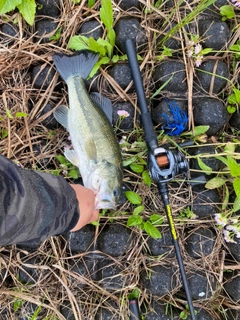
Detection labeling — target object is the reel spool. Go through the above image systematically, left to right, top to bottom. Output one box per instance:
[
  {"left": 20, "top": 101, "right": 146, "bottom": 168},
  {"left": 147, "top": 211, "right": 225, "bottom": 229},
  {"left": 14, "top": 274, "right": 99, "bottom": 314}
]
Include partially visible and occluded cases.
[{"left": 148, "top": 147, "right": 189, "bottom": 183}]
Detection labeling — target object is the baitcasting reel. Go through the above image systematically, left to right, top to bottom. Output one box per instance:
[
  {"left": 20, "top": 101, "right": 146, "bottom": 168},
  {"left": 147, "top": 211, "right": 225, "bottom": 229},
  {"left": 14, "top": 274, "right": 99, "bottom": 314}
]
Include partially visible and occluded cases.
[{"left": 148, "top": 146, "right": 189, "bottom": 184}]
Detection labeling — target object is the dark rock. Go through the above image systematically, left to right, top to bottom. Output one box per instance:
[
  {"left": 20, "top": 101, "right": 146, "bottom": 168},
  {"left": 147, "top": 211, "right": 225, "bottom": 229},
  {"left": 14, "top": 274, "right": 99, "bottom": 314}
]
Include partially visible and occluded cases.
[
  {"left": 36, "top": 0, "right": 60, "bottom": 17},
  {"left": 115, "top": 0, "right": 140, "bottom": 11},
  {"left": 34, "top": 18, "right": 58, "bottom": 43},
  {"left": 115, "top": 18, "right": 148, "bottom": 54},
  {"left": 78, "top": 20, "right": 103, "bottom": 40},
  {"left": 198, "top": 20, "right": 230, "bottom": 51},
  {"left": 157, "top": 22, "right": 181, "bottom": 51},
  {"left": 0, "top": 23, "right": 19, "bottom": 45},
  {"left": 194, "top": 60, "right": 229, "bottom": 94},
  {"left": 153, "top": 61, "right": 188, "bottom": 94},
  {"left": 109, "top": 63, "right": 133, "bottom": 92},
  {"left": 31, "top": 64, "right": 56, "bottom": 90},
  {"left": 85, "top": 71, "right": 102, "bottom": 92},
  {"left": 193, "top": 97, "right": 229, "bottom": 136},
  {"left": 151, "top": 98, "right": 188, "bottom": 134},
  {"left": 112, "top": 101, "right": 135, "bottom": 130},
  {"left": 38, "top": 103, "right": 58, "bottom": 129},
  {"left": 230, "top": 112, "right": 240, "bottom": 129},
  {"left": 189, "top": 145, "right": 223, "bottom": 172},
  {"left": 192, "top": 185, "right": 221, "bottom": 218},
  {"left": 98, "top": 223, "right": 132, "bottom": 256},
  {"left": 66, "top": 224, "right": 96, "bottom": 253},
  {"left": 185, "top": 227, "right": 215, "bottom": 258},
  {"left": 146, "top": 228, "right": 175, "bottom": 258},
  {"left": 226, "top": 235, "right": 240, "bottom": 262},
  {"left": 16, "top": 238, "right": 42, "bottom": 251},
  {"left": 18, "top": 256, "right": 43, "bottom": 284},
  {"left": 68, "top": 256, "right": 99, "bottom": 288},
  {"left": 97, "top": 258, "right": 125, "bottom": 291},
  {"left": 140, "top": 265, "right": 177, "bottom": 296},
  {"left": 188, "top": 270, "right": 217, "bottom": 300},
  {"left": 224, "top": 270, "right": 240, "bottom": 302},
  {"left": 95, "top": 300, "right": 121, "bottom": 320},
  {"left": 144, "top": 300, "right": 179, "bottom": 320},
  {"left": 60, "top": 301, "right": 75, "bottom": 320},
  {"left": 226, "top": 308, "right": 240, "bottom": 320}
]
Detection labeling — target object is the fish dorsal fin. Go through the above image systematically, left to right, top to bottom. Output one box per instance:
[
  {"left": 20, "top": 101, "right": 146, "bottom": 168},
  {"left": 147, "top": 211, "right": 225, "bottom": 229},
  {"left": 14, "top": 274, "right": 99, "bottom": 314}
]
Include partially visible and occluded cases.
[
  {"left": 90, "top": 92, "right": 113, "bottom": 123},
  {"left": 53, "top": 105, "right": 69, "bottom": 130},
  {"left": 85, "top": 138, "right": 97, "bottom": 162},
  {"left": 64, "top": 149, "right": 79, "bottom": 167}
]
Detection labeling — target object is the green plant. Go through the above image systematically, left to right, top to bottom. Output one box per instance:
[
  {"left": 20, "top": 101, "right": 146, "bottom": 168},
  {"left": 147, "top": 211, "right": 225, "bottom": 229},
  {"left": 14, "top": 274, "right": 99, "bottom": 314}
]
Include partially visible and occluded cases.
[
  {"left": 0, "top": 0, "right": 36, "bottom": 25},
  {"left": 220, "top": 5, "right": 235, "bottom": 21},
  {"left": 227, "top": 87, "right": 240, "bottom": 114},
  {"left": 0, "top": 109, "right": 28, "bottom": 139},
  {"left": 54, "top": 154, "right": 80, "bottom": 179},
  {"left": 125, "top": 190, "right": 163, "bottom": 239},
  {"left": 179, "top": 305, "right": 197, "bottom": 319}
]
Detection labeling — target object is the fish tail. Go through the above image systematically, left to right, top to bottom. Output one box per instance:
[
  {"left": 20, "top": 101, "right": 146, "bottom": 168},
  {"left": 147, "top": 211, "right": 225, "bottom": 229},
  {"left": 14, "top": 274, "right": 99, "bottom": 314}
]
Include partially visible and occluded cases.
[{"left": 52, "top": 51, "right": 99, "bottom": 82}]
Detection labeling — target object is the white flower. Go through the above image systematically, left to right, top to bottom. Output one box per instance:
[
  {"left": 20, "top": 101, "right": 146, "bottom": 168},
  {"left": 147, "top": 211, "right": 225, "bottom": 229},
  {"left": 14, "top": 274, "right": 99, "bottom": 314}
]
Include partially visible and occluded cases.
[
  {"left": 232, "top": 0, "right": 240, "bottom": 8},
  {"left": 194, "top": 44, "right": 202, "bottom": 55},
  {"left": 187, "top": 49, "right": 193, "bottom": 58},
  {"left": 195, "top": 55, "right": 203, "bottom": 67},
  {"left": 117, "top": 110, "right": 130, "bottom": 118},
  {"left": 214, "top": 214, "right": 228, "bottom": 226},
  {"left": 223, "top": 229, "right": 237, "bottom": 243}
]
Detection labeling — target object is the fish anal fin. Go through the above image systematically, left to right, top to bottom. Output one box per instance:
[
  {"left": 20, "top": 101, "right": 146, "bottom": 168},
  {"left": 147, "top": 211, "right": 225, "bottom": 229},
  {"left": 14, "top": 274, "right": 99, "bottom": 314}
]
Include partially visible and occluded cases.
[{"left": 90, "top": 92, "right": 113, "bottom": 123}]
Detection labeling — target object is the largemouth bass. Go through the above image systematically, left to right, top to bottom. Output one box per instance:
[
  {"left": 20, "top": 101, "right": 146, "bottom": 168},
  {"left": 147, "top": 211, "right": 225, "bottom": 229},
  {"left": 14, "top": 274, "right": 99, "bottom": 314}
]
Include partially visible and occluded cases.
[{"left": 52, "top": 51, "right": 123, "bottom": 209}]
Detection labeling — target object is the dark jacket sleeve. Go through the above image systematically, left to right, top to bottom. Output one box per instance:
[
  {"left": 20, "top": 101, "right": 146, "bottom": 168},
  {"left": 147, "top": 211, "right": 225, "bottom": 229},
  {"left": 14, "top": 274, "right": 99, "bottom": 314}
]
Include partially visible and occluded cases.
[{"left": 0, "top": 155, "right": 80, "bottom": 245}]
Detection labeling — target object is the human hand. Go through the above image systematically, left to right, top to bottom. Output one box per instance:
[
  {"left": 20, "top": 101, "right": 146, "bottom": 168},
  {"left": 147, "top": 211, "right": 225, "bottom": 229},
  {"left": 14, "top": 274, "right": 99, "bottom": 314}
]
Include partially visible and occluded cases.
[{"left": 69, "top": 184, "right": 99, "bottom": 232}]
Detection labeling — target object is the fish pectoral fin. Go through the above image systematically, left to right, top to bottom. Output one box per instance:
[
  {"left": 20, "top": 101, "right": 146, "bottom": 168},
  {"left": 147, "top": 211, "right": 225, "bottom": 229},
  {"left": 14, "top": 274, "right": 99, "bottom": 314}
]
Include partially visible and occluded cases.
[
  {"left": 90, "top": 92, "right": 113, "bottom": 124},
  {"left": 53, "top": 105, "right": 69, "bottom": 130},
  {"left": 85, "top": 138, "right": 97, "bottom": 162},
  {"left": 64, "top": 149, "right": 79, "bottom": 167}
]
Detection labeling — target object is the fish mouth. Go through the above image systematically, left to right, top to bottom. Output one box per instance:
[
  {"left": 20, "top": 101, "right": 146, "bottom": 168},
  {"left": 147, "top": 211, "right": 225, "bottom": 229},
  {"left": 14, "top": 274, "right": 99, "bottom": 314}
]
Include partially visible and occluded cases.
[{"left": 94, "top": 198, "right": 115, "bottom": 210}]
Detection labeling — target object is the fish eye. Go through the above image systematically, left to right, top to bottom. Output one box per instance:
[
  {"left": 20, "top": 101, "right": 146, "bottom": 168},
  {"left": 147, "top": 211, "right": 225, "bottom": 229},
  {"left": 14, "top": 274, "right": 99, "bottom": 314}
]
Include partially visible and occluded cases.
[{"left": 113, "top": 188, "right": 120, "bottom": 197}]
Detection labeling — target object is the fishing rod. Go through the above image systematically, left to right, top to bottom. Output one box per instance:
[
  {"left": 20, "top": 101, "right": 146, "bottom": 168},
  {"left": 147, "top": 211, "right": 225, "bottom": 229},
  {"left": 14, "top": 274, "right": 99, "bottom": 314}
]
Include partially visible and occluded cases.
[{"left": 125, "top": 39, "right": 196, "bottom": 320}]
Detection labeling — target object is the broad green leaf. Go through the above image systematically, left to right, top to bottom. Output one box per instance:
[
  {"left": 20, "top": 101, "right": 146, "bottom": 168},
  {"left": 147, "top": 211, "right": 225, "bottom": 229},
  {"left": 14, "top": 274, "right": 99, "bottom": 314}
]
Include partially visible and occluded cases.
[
  {"left": 0, "top": 0, "right": 22, "bottom": 14},
  {"left": 17, "top": 0, "right": 36, "bottom": 25},
  {"left": 88, "top": 0, "right": 95, "bottom": 7},
  {"left": 100, "top": 0, "right": 113, "bottom": 32},
  {"left": 220, "top": 5, "right": 235, "bottom": 20},
  {"left": 49, "top": 27, "right": 62, "bottom": 41},
  {"left": 107, "top": 28, "right": 116, "bottom": 49},
  {"left": 68, "top": 35, "right": 89, "bottom": 51},
  {"left": 88, "top": 37, "right": 107, "bottom": 56},
  {"left": 96, "top": 37, "right": 113, "bottom": 57},
  {"left": 230, "top": 42, "right": 240, "bottom": 52},
  {"left": 200, "top": 48, "right": 212, "bottom": 55},
  {"left": 88, "top": 56, "right": 110, "bottom": 78},
  {"left": 233, "top": 88, "right": 240, "bottom": 103},
  {"left": 228, "top": 93, "right": 237, "bottom": 105},
  {"left": 227, "top": 105, "right": 236, "bottom": 114},
  {"left": 6, "top": 108, "right": 13, "bottom": 119},
  {"left": 15, "top": 112, "right": 28, "bottom": 118},
  {"left": 193, "top": 125, "right": 209, "bottom": 136},
  {"left": 1, "top": 128, "right": 8, "bottom": 139},
  {"left": 224, "top": 142, "right": 235, "bottom": 154},
  {"left": 56, "top": 154, "right": 68, "bottom": 165},
  {"left": 216, "top": 155, "right": 228, "bottom": 166},
  {"left": 123, "top": 156, "right": 138, "bottom": 167},
  {"left": 227, "top": 156, "right": 240, "bottom": 177},
  {"left": 197, "top": 157, "right": 212, "bottom": 175},
  {"left": 130, "top": 163, "right": 144, "bottom": 173},
  {"left": 68, "top": 169, "right": 79, "bottom": 179},
  {"left": 142, "top": 170, "right": 151, "bottom": 187},
  {"left": 205, "top": 177, "right": 226, "bottom": 189},
  {"left": 233, "top": 177, "right": 240, "bottom": 198},
  {"left": 222, "top": 185, "right": 229, "bottom": 210},
  {"left": 125, "top": 191, "right": 142, "bottom": 205},
  {"left": 233, "top": 197, "right": 240, "bottom": 213},
  {"left": 133, "top": 205, "right": 144, "bottom": 215},
  {"left": 149, "top": 214, "right": 164, "bottom": 225},
  {"left": 127, "top": 215, "right": 143, "bottom": 227},
  {"left": 143, "top": 221, "right": 161, "bottom": 239},
  {"left": 128, "top": 288, "right": 140, "bottom": 300}
]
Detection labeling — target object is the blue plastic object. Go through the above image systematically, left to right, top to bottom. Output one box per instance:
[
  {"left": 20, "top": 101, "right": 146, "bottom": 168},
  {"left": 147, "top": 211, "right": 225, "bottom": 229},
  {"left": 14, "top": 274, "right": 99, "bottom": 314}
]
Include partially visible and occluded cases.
[{"left": 160, "top": 99, "right": 188, "bottom": 136}]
